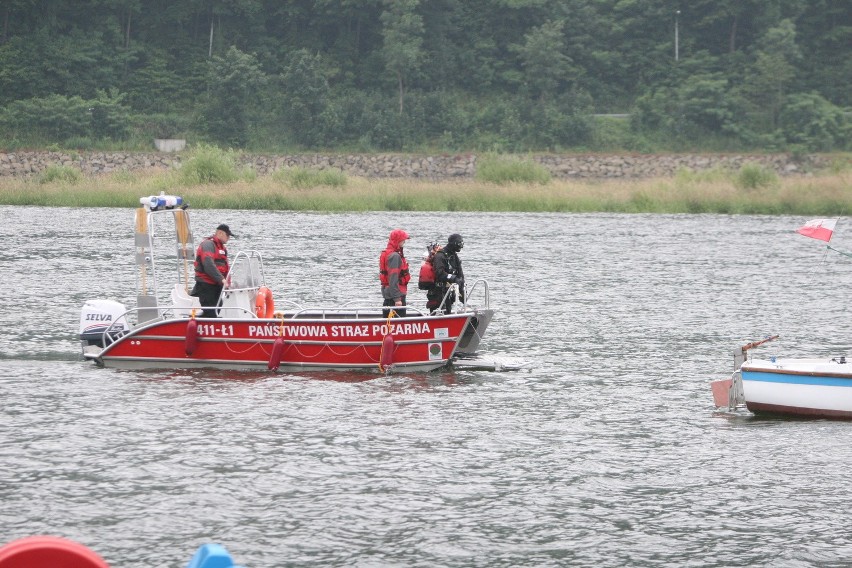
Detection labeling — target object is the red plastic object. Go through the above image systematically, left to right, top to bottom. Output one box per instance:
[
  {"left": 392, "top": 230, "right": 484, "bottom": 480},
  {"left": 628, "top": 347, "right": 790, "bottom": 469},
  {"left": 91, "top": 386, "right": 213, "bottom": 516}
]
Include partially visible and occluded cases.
[
  {"left": 185, "top": 318, "right": 199, "bottom": 356},
  {"left": 380, "top": 334, "right": 395, "bottom": 368},
  {"left": 268, "top": 336, "right": 285, "bottom": 371},
  {"left": 711, "top": 378, "right": 733, "bottom": 407},
  {"left": 0, "top": 536, "right": 110, "bottom": 568}
]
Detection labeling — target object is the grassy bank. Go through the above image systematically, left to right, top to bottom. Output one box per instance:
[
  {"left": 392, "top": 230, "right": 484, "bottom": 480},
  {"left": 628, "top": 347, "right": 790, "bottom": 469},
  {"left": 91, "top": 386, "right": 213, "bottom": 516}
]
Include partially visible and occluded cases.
[{"left": 0, "top": 165, "right": 850, "bottom": 215}]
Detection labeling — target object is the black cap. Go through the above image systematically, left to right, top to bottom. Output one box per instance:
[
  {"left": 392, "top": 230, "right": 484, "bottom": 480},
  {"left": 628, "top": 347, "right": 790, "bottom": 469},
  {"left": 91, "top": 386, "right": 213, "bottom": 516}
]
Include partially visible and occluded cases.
[
  {"left": 216, "top": 224, "right": 236, "bottom": 237},
  {"left": 448, "top": 233, "right": 463, "bottom": 246}
]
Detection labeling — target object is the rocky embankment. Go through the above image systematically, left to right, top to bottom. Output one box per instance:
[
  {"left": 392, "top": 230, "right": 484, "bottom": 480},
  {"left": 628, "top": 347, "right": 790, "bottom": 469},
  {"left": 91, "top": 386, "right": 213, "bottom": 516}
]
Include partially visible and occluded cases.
[{"left": 0, "top": 151, "right": 828, "bottom": 179}]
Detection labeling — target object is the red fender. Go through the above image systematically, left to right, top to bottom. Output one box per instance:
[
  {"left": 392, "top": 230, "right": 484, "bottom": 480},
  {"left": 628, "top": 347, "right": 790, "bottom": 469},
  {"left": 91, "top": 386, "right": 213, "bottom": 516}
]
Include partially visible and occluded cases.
[
  {"left": 185, "top": 318, "right": 199, "bottom": 356},
  {"left": 380, "top": 334, "right": 395, "bottom": 369},
  {"left": 268, "top": 336, "right": 285, "bottom": 371}
]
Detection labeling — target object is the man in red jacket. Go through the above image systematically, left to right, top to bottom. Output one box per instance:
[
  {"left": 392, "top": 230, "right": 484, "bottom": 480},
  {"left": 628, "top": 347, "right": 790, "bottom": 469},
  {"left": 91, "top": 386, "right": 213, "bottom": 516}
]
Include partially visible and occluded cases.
[
  {"left": 191, "top": 224, "right": 235, "bottom": 318},
  {"left": 379, "top": 229, "right": 410, "bottom": 317}
]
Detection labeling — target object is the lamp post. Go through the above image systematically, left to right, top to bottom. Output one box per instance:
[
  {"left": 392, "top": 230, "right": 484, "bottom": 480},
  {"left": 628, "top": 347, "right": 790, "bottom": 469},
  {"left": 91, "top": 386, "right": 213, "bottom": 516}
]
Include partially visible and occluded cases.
[{"left": 675, "top": 10, "right": 680, "bottom": 61}]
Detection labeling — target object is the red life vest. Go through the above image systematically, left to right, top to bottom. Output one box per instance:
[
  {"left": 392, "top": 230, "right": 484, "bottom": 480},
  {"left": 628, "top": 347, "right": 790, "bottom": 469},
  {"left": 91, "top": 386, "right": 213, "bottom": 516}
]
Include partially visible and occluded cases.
[
  {"left": 194, "top": 236, "right": 229, "bottom": 285},
  {"left": 418, "top": 244, "right": 441, "bottom": 290},
  {"left": 379, "top": 248, "right": 410, "bottom": 293},
  {"left": 418, "top": 260, "right": 435, "bottom": 290}
]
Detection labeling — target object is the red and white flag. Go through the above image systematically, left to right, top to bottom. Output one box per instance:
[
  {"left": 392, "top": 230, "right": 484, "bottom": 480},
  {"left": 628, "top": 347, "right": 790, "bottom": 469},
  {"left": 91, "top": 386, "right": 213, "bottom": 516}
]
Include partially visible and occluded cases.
[{"left": 796, "top": 218, "right": 837, "bottom": 242}]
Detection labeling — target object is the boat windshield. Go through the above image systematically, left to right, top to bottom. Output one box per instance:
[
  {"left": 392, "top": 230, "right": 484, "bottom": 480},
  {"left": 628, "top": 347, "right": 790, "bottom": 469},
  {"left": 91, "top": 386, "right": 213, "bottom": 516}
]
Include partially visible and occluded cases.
[{"left": 227, "top": 251, "right": 265, "bottom": 290}]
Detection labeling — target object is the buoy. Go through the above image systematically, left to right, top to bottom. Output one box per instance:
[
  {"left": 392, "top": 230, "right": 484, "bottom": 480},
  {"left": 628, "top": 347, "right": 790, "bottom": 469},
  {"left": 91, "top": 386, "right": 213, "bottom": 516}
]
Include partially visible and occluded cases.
[
  {"left": 255, "top": 286, "right": 274, "bottom": 318},
  {"left": 185, "top": 318, "right": 199, "bottom": 356},
  {"left": 380, "top": 334, "right": 395, "bottom": 370},
  {"left": 268, "top": 336, "right": 285, "bottom": 371},
  {"left": 0, "top": 536, "right": 110, "bottom": 568}
]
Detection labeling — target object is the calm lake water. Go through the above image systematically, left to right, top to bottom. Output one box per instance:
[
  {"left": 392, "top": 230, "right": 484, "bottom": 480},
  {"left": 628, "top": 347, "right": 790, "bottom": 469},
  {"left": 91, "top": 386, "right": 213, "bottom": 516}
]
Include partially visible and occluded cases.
[{"left": 2, "top": 206, "right": 852, "bottom": 567}]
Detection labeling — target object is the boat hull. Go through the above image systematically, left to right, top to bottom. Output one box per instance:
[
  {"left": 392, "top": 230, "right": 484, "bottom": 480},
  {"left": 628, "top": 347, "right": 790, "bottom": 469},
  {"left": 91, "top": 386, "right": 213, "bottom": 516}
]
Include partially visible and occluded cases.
[
  {"left": 91, "top": 313, "right": 473, "bottom": 373},
  {"left": 740, "top": 359, "right": 852, "bottom": 419}
]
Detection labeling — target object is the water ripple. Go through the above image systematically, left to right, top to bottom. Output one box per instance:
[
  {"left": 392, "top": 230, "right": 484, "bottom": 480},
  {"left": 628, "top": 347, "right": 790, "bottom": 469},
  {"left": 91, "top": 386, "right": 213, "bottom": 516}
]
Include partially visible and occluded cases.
[{"left": 2, "top": 209, "right": 852, "bottom": 566}]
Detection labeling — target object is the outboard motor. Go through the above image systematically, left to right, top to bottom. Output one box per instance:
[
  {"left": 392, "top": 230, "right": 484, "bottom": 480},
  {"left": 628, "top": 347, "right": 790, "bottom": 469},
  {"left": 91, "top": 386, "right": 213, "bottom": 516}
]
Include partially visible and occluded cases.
[{"left": 79, "top": 299, "right": 127, "bottom": 349}]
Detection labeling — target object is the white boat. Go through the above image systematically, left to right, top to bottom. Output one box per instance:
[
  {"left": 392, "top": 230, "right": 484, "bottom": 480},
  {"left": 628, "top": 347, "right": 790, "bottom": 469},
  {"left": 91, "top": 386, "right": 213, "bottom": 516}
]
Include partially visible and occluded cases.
[
  {"left": 711, "top": 219, "right": 852, "bottom": 419},
  {"left": 712, "top": 337, "right": 852, "bottom": 419},
  {"left": 739, "top": 357, "right": 852, "bottom": 418}
]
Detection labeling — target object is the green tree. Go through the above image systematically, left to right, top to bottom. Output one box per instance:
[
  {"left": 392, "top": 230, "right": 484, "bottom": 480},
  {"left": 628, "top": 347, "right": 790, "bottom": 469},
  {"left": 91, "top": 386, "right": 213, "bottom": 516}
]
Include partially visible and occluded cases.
[
  {"left": 0, "top": 0, "right": 847, "bottom": 152},
  {"left": 380, "top": 0, "right": 423, "bottom": 114},
  {"left": 687, "top": 0, "right": 804, "bottom": 54},
  {"left": 794, "top": 0, "right": 851, "bottom": 106},
  {"left": 740, "top": 19, "right": 801, "bottom": 132},
  {"left": 511, "top": 20, "right": 575, "bottom": 102},
  {"left": 201, "top": 45, "right": 267, "bottom": 147},
  {"left": 279, "top": 48, "right": 331, "bottom": 148},
  {"left": 121, "top": 51, "right": 186, "bottom": 113},
  {"left": 631, "top": 57, "right": 743, "bottom": 144},
  {"left": 677, "top": 73, "right": 738, "bottom": 134},
  {"left": 89, "top": 89, "right": 132, "bottom": 139},
  {"left": 779, "top": 93, "right": 850, "bottom": 151},
  {"left": 1, "top": 94, "right": 90, "bottom": 141}
]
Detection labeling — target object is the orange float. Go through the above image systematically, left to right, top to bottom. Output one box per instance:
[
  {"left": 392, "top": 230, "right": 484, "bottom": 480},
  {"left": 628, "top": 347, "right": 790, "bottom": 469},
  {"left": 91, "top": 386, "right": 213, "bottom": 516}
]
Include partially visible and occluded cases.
[{"left": 254, "top": 286, "right": 274, "bottom": 318}]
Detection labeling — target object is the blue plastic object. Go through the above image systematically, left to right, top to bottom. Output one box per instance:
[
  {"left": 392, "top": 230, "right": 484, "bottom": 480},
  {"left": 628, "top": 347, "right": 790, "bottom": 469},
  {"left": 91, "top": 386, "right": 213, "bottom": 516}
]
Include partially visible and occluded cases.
[
  {"left": 141, "top": 194, "right": 183, "bottom": 210},
  {"left": 186, "top": 544, "right": 245, "bottom": 568}
]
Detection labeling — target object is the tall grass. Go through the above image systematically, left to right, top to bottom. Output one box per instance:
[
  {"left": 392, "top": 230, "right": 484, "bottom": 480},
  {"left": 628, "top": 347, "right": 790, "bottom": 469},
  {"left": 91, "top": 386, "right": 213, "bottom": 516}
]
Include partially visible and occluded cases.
[
  {"left": 177, "top": 144, "right": 249, "bottom": 185},
  {"left": 475, "top": 153, "right": 551, "bottom": 184},
  {"left": 829, "top": 155, "right": 852, "bottom": 174},
  {"left": 735, "top": 163, "right": 780, "bottom": 191},
  {"left": 1, "top": 165, "right": 850, "bottom": 215},
  {"left": 38, "top": 165, "right": 83, "bottom": 185},
  {"left": 272, "top": 166, "right": 347, "bottom": 189}
]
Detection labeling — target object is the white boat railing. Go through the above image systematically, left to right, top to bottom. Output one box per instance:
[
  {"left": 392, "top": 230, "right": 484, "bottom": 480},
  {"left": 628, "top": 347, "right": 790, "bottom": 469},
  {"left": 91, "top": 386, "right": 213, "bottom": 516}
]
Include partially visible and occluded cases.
[
  {"left": 222, "top": 250, "right": 267, "bottom": 291},
  {"left": 95, "top": 278, "right": 490, "bottom": 351},
  {"left": 427, "top": 279, "right": 490, "bottom": 314},
  {"left": 460, "top": 279, "right": 490, "bottom": 310},
  {"left": 286, "top": 304, "right": 431, "bottom": 319}
]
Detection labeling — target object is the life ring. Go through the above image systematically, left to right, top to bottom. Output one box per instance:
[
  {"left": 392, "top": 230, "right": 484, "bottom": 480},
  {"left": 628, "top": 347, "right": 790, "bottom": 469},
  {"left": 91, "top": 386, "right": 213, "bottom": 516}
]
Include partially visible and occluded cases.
[{"left": 255, "top": 286, "right": 274, "bottom": 318}]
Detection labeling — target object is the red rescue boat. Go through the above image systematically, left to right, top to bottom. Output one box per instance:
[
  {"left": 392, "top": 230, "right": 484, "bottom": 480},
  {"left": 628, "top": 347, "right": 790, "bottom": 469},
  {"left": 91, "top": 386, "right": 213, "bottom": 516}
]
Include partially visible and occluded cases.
[{"left": 79, "top": 194, "right": 494, "bottom": 373}]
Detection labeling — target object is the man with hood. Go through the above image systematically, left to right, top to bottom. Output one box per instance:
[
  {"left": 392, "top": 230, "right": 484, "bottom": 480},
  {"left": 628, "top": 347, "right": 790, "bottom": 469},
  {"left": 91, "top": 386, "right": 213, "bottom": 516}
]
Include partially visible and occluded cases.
[
  {"left": 379, "top": 229, "right": 411, "bottom": 317},
  {"left": 428, "top": 233, "right": 465, "bottom": 314}
]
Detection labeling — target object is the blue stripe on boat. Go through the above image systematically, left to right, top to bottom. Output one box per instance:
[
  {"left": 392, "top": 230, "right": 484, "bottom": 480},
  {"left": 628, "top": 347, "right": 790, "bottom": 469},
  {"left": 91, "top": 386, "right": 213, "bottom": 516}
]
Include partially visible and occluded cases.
[{"left": 742, "top": 371, "right": 852, "bottom": 387}]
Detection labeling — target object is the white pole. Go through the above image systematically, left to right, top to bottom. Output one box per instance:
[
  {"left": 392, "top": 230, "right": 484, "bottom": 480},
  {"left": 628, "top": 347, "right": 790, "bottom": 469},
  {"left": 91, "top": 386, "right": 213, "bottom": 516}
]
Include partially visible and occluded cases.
[
  {"left": 675, "top": 11, "right": 680, "bottom": 61},
  {"left": 208, "top": 16, "right": 214, "bottom": 58}
]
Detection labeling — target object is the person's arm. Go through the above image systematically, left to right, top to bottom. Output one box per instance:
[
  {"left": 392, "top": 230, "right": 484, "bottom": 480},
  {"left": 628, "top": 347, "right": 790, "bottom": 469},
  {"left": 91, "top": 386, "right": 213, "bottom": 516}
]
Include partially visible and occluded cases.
[
  {"left": 199, "top": 240, "right": 225, "bottom": 284},
  {"left": 457, "top": 257, "right": 465, "bottom": 302}
]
